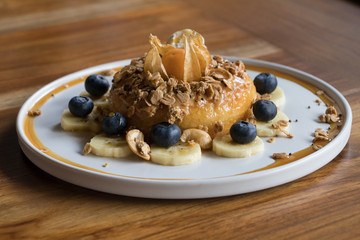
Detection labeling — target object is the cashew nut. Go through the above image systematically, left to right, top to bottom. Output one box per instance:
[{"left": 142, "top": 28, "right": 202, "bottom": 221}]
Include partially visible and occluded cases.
[
  {"left": 126, "top": 129, "right": 151, "bottom": 160},
  {"left": 180, "top": 129, "right": 212, "bottom": 150}
]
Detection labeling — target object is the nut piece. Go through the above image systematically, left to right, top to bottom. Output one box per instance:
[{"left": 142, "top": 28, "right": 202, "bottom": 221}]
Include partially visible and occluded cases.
[
  {"left": 316, "top": 90, "right": 324, "bottom": 96},
  {"left": 325, "top": 106, "right": 337, "bottom": 115},
  {"left": 28, "top": 109, "right": 42, "bottom": 117},
  {"left": 319, "top": 110, "right": 338, "bottom": 123},
  {"left": 319, "top": 113, "right": 339, "bottom": 123},
  {"left": 214, "top": 120, "right": 224, "bottom": 134},
  {"left": 271, "top": 122, "right": 293, "bottom": 138},
  {"left": 197, "top": 125, "right": 209, "bottom": 132},
  {"left": 180, "top": 128, "right": 212, "bottom": 150},
  {"left": 313, "top": 128, "right": 330, "bottom": 142},
  {"left": 126, "top": 129, "right": 151, "bottom": 160},
  {"left": 83, "top": 142, "right": 92, "bottom": 155},
  {"left": 312, "top": 144, "right": 323, "bottom": 151},
  {"left": 272, "top": 152, "right": 289, "bottom": 159}
]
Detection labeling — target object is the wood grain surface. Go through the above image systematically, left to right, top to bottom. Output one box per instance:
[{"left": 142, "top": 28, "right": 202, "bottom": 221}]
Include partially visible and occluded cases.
[{"left": 1, "top": 0, "right": 359, "bottom": 239}]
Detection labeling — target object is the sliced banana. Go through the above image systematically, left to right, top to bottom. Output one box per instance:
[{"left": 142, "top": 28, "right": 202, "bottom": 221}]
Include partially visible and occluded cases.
[
  {"left": 269, "top": 87, "right": 285, "bottom": 107},
  {"left": 80, "top": 90, "right": 110, "bottom": 109},
  {"left": 88, "top": 107, "right": 102, "bottom": 133},
  {"left": 60, "top": 108, "right": 101, "bottom": 133},
  {"left": 61, "top": 109, "right": 92, "bottom": 131},
  {"left": 256, "top": 111, "right": 290, "bottom": 137},
  {"left": 89, "top": 134, "right": 132, "bottom": 158},
  {"left": 213, "top": 135, "right": 264, "bottom": 158},
  {"left": 150, "top": 142, "right": 202, "bottom": 166}
]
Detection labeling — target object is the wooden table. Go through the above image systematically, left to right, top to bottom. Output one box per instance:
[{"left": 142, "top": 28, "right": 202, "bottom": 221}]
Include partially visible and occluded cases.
[{"left": 1, "top": 0, "right": 359, "bottom": 239}]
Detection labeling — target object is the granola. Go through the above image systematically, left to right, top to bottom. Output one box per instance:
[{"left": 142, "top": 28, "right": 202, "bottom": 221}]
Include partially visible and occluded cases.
[
  {"left": 109, "top": 52, "right": 253, "bottom": 138},
  {"left": 319, "top": 105, "right": 339, "bottom": 123},
  {"left": 28, "top": 109, "right": 42, "bottom": 117},
  {"left": 313, "top": 128, "right": 331, "bottom": 142},
  {"left": 83, "top": 142, "right": 92, "bottom": 155},
  {"left": 272, "top": 152, "right": 289, "bottom": 159}
]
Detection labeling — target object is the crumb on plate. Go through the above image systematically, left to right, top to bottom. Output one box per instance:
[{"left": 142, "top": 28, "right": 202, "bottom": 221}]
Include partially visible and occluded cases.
[{"left": 28, "top": 109, "right": 42, "bottom": 117}]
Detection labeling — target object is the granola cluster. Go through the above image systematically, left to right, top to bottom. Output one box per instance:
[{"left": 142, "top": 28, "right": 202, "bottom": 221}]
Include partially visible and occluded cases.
[
  {"left": 110, "top": 56, "right": 247, "bottom": 125},
  {"left": 319, "top": 105, "right": 340, "bottom": 123},
  {"left": 28, "top": 109, "right": 42, "bottom": 117},
  {"left": 271, "top": 119, "right": 293, "bottom": 138},
  {"left": 311, "top": 128, "right": 331, "bottom": 151},
  {"left": 313, "top": 128, "right": 330, "bottom": 142},
  {"left": 272, "top": 152, "right": 289, "bottom": 159}
]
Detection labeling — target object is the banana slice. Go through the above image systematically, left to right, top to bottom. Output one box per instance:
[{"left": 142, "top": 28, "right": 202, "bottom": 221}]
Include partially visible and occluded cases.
[
  {"left": 269, "top": 87, "right": 285, "bottom": 107},
  {"left": 80, "top": 90, "right": 110, "bottom": 109},
  {"left": 61, "top": 91, "right": 109, "bottom": 132},
  {"left": 60, "top": 108, "right": 101, "bottom": 133},
  {"left": 61, "top": 109, "right": 92, "bottom": 131},
  {"left": 256, "top": 111, "right": 290, "bottom": 137},
  {"left": 87, "top": 112, "right": 102, "bottom": 133},
  {"left": 89, "top": 134, "right": 132, "bottom": 158},
  {"left": 213, "top": 135, "right": 264, "bottom": 158},
  {"left": 150, "top": 142, "right": 202, "bottom": 166}
]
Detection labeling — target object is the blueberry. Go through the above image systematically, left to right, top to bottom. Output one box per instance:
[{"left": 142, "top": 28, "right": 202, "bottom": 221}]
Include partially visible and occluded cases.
[
  {"left": 254, "top": 72, "right": 277, "bottom": 94},
  {"left": 85, "top": 74, "right": 110, "bottom": 97},
  {"left": 68, "top": 96, "right": 94, "bottom": 117},
  {"left": 253, "top": 99, "right": 277, "bottom": 121},
  {"left": 102, "top": 113, "right": 127, "bottom": 135},
  {"left": 230, "top": 121, "right": 257, "bottom": 144},
  {"left": 150, "top": 122, "right": 181, "bottom": 147}
]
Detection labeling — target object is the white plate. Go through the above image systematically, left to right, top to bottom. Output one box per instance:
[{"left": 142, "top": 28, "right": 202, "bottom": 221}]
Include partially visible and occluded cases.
[{"left": 16, "top": 58, "right": 352, "bottom": 199}]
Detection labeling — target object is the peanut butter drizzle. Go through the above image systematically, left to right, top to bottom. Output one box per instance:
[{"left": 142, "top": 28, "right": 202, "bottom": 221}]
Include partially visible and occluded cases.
[{"left": 23, "top": 65, "right": 343, "bottom": 179}]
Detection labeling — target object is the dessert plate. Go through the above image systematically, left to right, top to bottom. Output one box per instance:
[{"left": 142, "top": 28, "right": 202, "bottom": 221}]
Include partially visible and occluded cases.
[{"left": 16, "top": 58, "right": 352, "bottom": 199}]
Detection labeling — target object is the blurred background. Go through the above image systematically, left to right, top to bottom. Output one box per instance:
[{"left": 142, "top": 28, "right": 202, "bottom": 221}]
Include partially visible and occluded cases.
[{"left": 1, "top": 0, "right": 359, "bottom": 94}]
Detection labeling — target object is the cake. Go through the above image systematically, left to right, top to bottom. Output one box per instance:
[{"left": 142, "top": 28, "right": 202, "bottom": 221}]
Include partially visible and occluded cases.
[{"left": 109, "top": 29, "right": 256, "bottom": 138}]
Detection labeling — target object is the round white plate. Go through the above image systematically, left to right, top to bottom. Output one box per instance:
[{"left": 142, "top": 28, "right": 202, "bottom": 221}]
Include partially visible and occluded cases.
[{"left": 16, "top": 58, "right": 352, "bottom": 199}]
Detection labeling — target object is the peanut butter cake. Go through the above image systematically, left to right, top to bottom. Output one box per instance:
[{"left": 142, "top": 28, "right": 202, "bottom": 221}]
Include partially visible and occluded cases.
[
  {"left": 58, "top": 29, "right": 296, "bottom": 165},
  {"left": 109, "top": 30, "right": 256, "bottom": 138}
]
